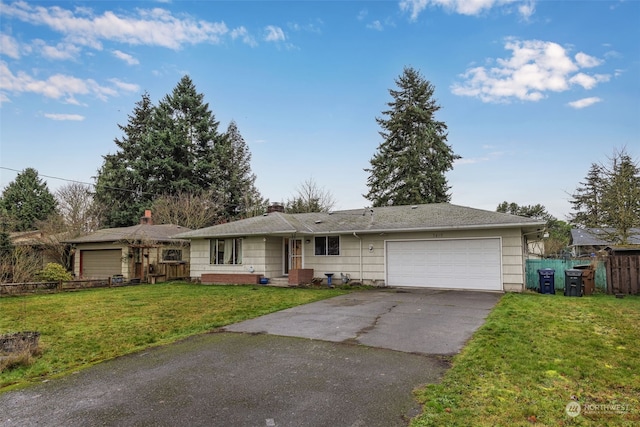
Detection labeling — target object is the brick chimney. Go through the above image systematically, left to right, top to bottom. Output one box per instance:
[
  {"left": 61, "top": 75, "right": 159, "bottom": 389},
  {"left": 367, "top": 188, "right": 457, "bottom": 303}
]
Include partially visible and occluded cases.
[
  {"left": 267, "top": 203, "right": 285, "bottom": 214},
  {"left": 140, "top": 210, "right": 153, "bottom": 225}
]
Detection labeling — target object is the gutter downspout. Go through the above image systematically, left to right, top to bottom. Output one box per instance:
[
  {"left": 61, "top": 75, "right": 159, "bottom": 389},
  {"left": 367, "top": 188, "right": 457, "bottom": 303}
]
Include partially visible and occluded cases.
[{"left": 353, "top": 232, "right": 363, "bottom": 282}]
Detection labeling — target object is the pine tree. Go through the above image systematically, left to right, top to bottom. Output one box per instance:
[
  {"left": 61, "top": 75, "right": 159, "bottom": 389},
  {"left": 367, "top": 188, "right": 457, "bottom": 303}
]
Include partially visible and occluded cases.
[
  {"left": 365, "top": 67, "right": 460, "bottom": 206},
  {"left": 153, "top": 75, "right": 223, "bottom": 194},
  {"left": 94, "top": 76, "right": 227, "bottom": 226},
  {"left": 94, "top": 92, "right": 155, "bottom": 227},
  {"left": 222, "top": 121, "right": 264, "bottom": 219},
  {"left": 569, "top": 148, "right": 640, "bottom": 244},
  {"left": 599, "top": 149, "right": 640, "bottom": 244},
  {"left": 568, "top": 163, "right": 604, "bottom": 228},
  {"left": 0, "top": 168, "right": 57, "bottom": 231}
]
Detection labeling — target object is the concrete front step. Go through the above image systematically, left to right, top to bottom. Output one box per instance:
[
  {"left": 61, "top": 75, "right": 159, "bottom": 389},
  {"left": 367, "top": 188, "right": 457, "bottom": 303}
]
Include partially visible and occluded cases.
[{"left": 267, "top": 277, "right": 291, "bottom": 287}]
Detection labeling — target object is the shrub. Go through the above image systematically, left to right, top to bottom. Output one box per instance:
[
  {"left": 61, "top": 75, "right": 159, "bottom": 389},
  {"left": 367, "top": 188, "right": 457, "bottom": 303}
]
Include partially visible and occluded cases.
[{"left": 38, "top": 263, "right": 72, "bottom": 282}]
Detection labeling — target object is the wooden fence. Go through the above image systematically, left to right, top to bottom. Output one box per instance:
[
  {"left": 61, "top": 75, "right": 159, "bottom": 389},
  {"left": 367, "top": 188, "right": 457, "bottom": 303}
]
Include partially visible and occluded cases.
[
  {"left": 606, "top": 254, "right": 640, "bottom": 295},
  {"left": 525, "top": 259, "right": 606, "bottom": 291},
  {"left": 1, "top": 278, "right": 125, "bottom": 296}
]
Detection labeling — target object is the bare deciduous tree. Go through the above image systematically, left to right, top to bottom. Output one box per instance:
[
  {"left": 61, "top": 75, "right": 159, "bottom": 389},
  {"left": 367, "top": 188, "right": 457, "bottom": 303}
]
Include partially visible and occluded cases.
[
  {"left": 286, "top": 178, "right": 336, "bottom": 213},
  {"left": 55, "top": 182, "right": 101, "bottom": 237},
  {"left": 150, "top": 191, "right": 224, "bottom": 229},
  {"left": 0, "top": 246, "right": 42, "bottom": 283}
]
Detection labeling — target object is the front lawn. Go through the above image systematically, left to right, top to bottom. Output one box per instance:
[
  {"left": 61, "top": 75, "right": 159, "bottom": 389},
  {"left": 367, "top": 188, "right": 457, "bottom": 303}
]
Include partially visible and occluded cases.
[
  {"left": 0, "top": 283, "right": 347, "bottom": 391},
  {"left": 412, "top": 292, "right": 640, "bottom": 426}
]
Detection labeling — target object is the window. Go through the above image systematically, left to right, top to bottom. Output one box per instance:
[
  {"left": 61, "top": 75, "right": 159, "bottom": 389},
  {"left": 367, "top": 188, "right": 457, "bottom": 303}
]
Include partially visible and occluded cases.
[
  {"left": 315, "top": 236, "right": 340, "bottom": 256},
  {"left": 210, "top": 238, "right": 243, "bottom": 265},
  {"left": 162, "top": 249, "right": 182, "bottom": 261}
]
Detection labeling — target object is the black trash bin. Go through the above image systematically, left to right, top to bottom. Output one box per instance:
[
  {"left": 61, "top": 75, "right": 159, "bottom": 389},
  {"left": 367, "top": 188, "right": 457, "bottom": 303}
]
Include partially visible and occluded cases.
[
  {"left": 537, "top": 268, "right": 556, "bottom": 294},
  {"left": 564, "top": 269, "right": 583, "bottom": 297}
]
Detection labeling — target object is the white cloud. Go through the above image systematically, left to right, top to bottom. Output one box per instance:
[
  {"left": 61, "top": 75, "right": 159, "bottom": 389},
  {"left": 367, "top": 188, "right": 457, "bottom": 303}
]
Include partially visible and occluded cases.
[
  {"left": 399, "top": 0, "right": 533, "bottom": 21},
  {"left": 518, "top": 0, "right": 536, "bottom": 20},
  {"left": 0, "top": 2, "right": 229, "bottom": 50},
  {"left": 367, "top": 20, "right": 384, "bottom": 31},
  {"left": 264, "top": 25, "right": 285, "bottom": 42},
  {"left": 230, "top": 26, "right": 257, "bottom": 47},
  {"left": 0, "top": 33, "right": 21, "bottom": 59},
  {"left": 451, "top": 39, "right": 608, "bottom": 103},
  {"left": 33, "top": 40, "right": 80, "bottom": 60},
  {"left": 112, "top": 50, "right": 139, "bottom": 65},
  {"left": 575, "top": 52, "right": 602, "bottom": 68},
  {"left": 0, "top": 61, "right": 134, "bottom": 103},
  {"left": 568, "top": 73, "right": 610, "bottom": 90},
  {"left": 108, "top": 78, "right": 140, "bottom": 93},
  {"left": 568, "top": 97, "right": 602, "bottom": 109},
  {"left": 44, "top": 113, "right": 85, "bottom": 121}
]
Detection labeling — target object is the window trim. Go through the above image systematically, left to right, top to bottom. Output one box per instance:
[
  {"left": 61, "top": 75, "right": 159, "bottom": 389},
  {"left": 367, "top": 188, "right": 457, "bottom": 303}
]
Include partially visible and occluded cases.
[
  {"left": 314, "top": 235, "right": 340, "bottom": 256},
  {"left": 210, "top": 238, "right": 243, "bottom": 265}
]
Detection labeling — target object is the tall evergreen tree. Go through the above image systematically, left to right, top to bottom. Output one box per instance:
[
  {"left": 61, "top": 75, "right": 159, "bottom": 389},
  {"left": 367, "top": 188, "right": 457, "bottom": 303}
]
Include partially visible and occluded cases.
[
  {"left": 365, "top": 67, "right": 460, "bottom": 207},
  {"left": 153, "top": 75, "right": 223, "bottom": 194},
  {"left": 94, "top": 76, "right": 227, "bottom": 226},
  {"left": 94, "top": 92, "right": 155, "bottom": 227},
  {"left": 222, "top": 121, "right": 264, "bottom": 219},
  {"left": 569, "top": 148, "right": 640, "bottom": 244},
  {"left": 599, "top": 149, "right": 640, "bottom": 244},
  {"left": 568, "top": 163, "right": 604, "bottom": 228},
  {"left": 0, "top": 168, "right": 57, "bottom": 231}
]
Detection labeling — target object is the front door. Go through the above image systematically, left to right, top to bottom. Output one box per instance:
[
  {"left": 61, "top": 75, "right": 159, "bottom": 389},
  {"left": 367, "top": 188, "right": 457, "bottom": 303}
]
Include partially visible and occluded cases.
[{"left": 284, "top": 238, "right": 303, "bottom": 275}]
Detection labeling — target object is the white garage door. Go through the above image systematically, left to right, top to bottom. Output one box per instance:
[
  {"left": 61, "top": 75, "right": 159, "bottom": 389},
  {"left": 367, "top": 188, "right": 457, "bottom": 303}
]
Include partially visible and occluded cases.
[
  {"left": 386, "top": 238, "right": 502, "bottom": 291},
  {"left": 81, "top": 249, "right": 122, "bottom": 278}
]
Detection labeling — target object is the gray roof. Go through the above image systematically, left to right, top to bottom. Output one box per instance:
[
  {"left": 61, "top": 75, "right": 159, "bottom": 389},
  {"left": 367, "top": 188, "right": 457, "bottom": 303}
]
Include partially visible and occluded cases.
[
  {"left": 175, "top": 203, "right": 545, "bottom": 239},
  {"left": 66, "top": 224, "right": 191, "bottom": 244},
  {"left": 571, "top": 228, "right": 640, "bottom": 246}
]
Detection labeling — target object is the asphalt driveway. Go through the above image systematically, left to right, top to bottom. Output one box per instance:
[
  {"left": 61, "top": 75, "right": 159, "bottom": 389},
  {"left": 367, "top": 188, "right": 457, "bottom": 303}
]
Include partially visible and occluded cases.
[
  {"left": 0, "top": 289, "right": 501, "bottom": 427},
  {"left": 224, "top": 289, "right": 501, "bottom": 355}
]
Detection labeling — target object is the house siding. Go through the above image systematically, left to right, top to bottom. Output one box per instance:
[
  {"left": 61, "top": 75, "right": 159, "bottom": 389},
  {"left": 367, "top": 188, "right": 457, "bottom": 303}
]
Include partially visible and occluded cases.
[
  {"left": 186, "top": 228, "right": 528, "bottom": 291},
  {"left": 301, "top": 228, "right": 525, "bottom": 290},
  {"left": 188, "top": 237, "right": 267, "bottom": 278},
  {"left": 264, "top": 237, "right": 283, "bottom": 278},
  {"left": 72, "top": 242, "right": 190, "bottom": 280},
  {"left": 72, "top": 243, "right": 127, "bottom": 279}
]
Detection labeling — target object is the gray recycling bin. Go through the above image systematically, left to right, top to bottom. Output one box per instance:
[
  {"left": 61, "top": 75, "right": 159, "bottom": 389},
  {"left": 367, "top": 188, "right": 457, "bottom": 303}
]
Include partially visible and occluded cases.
[
  {"left": 537, "top": 268, "right": 555, "bottom": 294},
  {"left": 564, "top": 269, "right": 583, "bottom": 297}
]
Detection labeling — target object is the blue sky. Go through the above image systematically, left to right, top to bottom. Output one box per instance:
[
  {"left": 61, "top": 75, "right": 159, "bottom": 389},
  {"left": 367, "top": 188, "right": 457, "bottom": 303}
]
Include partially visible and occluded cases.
[{"left": 1, "top": 0, "right": 638, "bottom": 220}]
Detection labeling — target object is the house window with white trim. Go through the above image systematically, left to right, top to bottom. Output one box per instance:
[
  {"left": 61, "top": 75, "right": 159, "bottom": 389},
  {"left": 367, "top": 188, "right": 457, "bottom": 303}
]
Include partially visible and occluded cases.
[
  {"left": 315, "top": 236, "right": 340, "bottom": 256},
  {"left": 210, "top": 238, "right": 243, "bottom": 264}
]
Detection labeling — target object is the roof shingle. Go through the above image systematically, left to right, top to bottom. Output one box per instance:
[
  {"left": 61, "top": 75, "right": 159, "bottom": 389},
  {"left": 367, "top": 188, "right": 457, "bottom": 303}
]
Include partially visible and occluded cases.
[{"left": 175, "top": 203, "right": 545, "bottom": 239}]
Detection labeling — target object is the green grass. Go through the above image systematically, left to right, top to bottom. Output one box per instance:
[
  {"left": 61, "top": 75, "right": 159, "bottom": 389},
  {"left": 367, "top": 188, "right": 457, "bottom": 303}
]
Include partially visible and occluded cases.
[
  {"left": 0, "top": 282, "right": 347, "bottom": 391},
  {"left": 411, "top": 293, "right": 640, "bottom": 427}
]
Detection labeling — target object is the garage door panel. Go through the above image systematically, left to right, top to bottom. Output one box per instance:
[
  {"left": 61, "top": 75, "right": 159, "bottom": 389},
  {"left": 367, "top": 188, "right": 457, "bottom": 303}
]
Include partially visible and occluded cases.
[
  {"left": 386, "top": 239, "right": 502, "bottom": 291},
  {"left": 82, "top": 249, "right": 122, "bottom": 278}
]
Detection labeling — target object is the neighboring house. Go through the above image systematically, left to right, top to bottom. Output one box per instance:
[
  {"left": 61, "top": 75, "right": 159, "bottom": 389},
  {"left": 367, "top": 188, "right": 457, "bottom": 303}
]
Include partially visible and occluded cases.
[
  {"left": 175, "top": 203, "right": 546, "bottom": 292},
  {"left": 65, "top": 211, "right": 191, "bottom": 282},
  {"left": 570, "top": 228, "right": 640, "bottom": 257},
  {"left": 9, "top": 230, "right": 71, "bottom": 268}
]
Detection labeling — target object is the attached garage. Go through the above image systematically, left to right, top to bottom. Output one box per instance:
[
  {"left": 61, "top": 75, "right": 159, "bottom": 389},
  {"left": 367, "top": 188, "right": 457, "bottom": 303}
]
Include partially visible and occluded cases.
[
  {"left": 386, "top": 238, "right": 502, "bottom": 291},
  {"left": 81, "top": 249, "right": 122, "bottom": 279}
]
